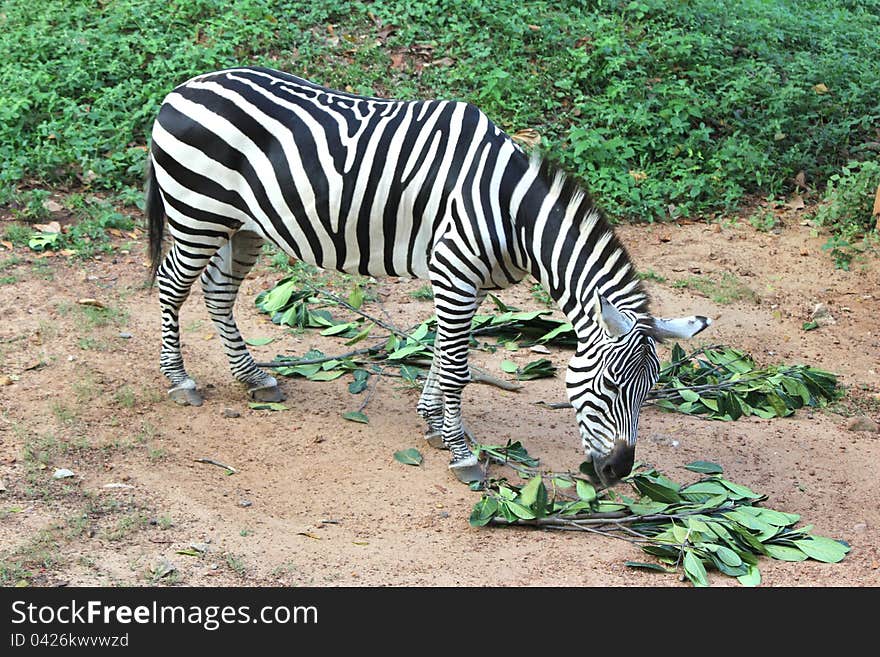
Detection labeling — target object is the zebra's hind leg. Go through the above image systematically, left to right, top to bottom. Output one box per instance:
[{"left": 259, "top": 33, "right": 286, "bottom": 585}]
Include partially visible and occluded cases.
[
  {"left": 200, "top": 231, "right": 285, "bottom": 403},
  {"left": 157, "top": 240, "right": 225, "bottom": 406}
]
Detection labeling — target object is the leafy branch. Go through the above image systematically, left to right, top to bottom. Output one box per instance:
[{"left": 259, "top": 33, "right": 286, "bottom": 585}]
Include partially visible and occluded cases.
[{"left": 468, "top": 449, "right": 850, "bottom": 586}]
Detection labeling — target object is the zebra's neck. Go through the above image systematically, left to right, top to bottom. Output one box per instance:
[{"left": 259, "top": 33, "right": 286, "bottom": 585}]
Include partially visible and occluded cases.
[{"left": 509, "top": 156, "right": 648, "bottom": 338}]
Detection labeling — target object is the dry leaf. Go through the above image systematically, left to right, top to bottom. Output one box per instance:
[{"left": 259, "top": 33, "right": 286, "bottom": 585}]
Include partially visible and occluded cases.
[
  {"left": 389, "top": 52, "right": 406, "bottom": 70},
  {"left": 813, "top": 83, "right": 829, "bottom": 94},
  {"left": 511, "top": 128, "right": 541, "bottom": 149},
  {"left": 629, "top": 170, "right": 648, "bottom": 182},
  {"left": 794, "top": 170, "right": 807, "bottom": 190},
  {"left": 872, "top": 184, "right": 880, "bottom": 230},
  {"left": 786, "top": 195, "right": 805, "bottom": 211},
  {"left": 43, "top": 200, "right": 63, "bottom": 213},
  {"left": 34, "top": 221, "right": 61, "bottom": 234},
  {"left": 108, "top": 228, "right": 123, "bottom": 237},
  {"left": 0, "top": 240, "right": 13, "bottom": 250},
  {"left": 78, "top": 298, "right": 105, "bottom": 308},
  {"left": 0, "top": 375, "right": 12, "bottom": 386},
  {"left": 297, "top": 532, "right": 322, "bottom": 540}
]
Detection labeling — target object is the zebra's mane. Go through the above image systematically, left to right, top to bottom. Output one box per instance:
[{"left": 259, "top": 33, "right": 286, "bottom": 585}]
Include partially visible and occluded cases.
[{"left": 529, "top": 153, "right": 652, "bottom": 319}]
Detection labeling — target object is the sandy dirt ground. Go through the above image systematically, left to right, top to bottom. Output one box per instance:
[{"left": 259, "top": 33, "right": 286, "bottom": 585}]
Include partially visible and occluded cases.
[{"left": 1, "top": 204, "right": 878, "bottom": 587}]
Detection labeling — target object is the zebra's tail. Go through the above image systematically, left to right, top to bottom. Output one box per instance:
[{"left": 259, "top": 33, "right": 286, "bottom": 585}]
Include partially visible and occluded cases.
[{"left": 145, "top": 156, "right": 165, "bottom": 285}]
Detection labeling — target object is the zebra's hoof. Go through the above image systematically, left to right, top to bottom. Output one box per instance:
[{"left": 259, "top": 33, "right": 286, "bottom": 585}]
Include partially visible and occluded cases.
[
  {"left": 168, "top": 385, "right": 203, "bottom": 407},
  {"left": 248, "top": 385, "right": 286, "bottom": 403},
  {"left": 425, "top": 429, "right": 446, "bottom": 450},
  {"left": 449, "top": 455, "right": 484, "bottom": 484}
]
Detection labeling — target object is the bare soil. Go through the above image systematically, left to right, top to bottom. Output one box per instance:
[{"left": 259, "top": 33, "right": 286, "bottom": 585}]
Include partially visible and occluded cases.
[{"left": 1, "top": 207, "right": 878, "bottom": 587}]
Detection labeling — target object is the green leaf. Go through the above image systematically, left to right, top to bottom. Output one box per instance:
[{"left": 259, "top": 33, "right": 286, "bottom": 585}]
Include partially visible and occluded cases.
[
  {"left": 348, "top": 285, "right": 364, "bottom": 310},
  {"left": 802, "top": 321, "right": 819, "bottom": 331},
  {"left": 321, "top": 322, "right": 358, "bottom": 336},
  {"left": 345, "top": 325, "right": 372, "bottom": 346},
  {"left": 244, "top": 336, "right": 275, "bottom": 346},
  {"left": 387, "top": 343, "right": 428, "bottom": 360},
  {"left": 500, "top": 360, "right": 518, "bottom": 374},
  {"left": 399, "top": 364, "right": 422, "bottom": 382},
  {"left": 308, "top": 370, "right": 345, "bottom": 381},
  {"left": 678, "top": 387, "right": 700, "bottom": 402},
  {"left": 248, "top": 402, "right": 288, "bottom": 411},
  {"left": 342, "top": 411, "right": 369, "bottom": 424},
  {"left": 393, "top": 447, "right": 423, "bottom": 466},
  {"left": 684, "top": 460, "right": 723, "bottom": 474},
  {"left": 632, "top": 474, "right": 681, "bottom": 503},
  {"left": 519, "top": 475, "right": 544, "bottom": 507},
  {"left": 552, "top": 477, "right": 574, "bottom": 489},
  {"left": 575, "top": 479, "right": 597, "bottom": 502},
  {"left": 719, "top": 479, "right": 762, "bottom": 500},
  {"left": 469, "top": 497, "right": 499, "bottom": 527},
  {"left": 504, "top": 500, "right": 536, "bottom": 520},
  {"left": 628, "top": 500, "right": 668, "bottom": 515},
  {"left": 793, "top": 537, "right": 850, "bottom": 563},
  {"left": 765, "top": 544, "right": 808, "bottom": 562},
  {"left": 683, "top": 551, "right": 709, "bottom": 587},
  {"left": 625, "top": 561, "right": 675, "bottom": 573},
  {"left": 737, "top": 565, "right": 761, "bottom": 587}
]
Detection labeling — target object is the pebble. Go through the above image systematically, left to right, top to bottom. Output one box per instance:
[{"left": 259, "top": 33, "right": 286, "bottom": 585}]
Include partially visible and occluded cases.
[
  {"left": 118, "top": 332, "right": 133, "bottom": 339},
  {"left": 222, "top": 408, "right": 241, "bottom": 418},
  {"left": 52, "top": 468, "right": 75, "bottom": 479},
  {"left": 239, "top": 499, "right": 253, "bottom": 508}
]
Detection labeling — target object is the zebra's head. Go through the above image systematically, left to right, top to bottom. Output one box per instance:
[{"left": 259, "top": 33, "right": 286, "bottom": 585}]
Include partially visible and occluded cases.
[{"left": 567, "top": 293, "right": 712, "bottom": 487}]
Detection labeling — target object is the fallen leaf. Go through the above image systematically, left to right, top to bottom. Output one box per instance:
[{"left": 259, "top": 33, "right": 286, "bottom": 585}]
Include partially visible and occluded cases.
[
  {"left": 389, "top": 52, "right": 406, "bottom": 70},
  {"left": 813, "top": 83, "right": 829, "bottom": 94},
  {"left": 511, "top": 128, "right": 541, "bottom": 149},
  {"left": 794, "top": 171, "right": 807, "bottom": 190},
  {"left": 873, "top": 184, "right": 880, "bottom": 232},
  {"left": 786, "top": 195, "right": 805, "bottom": 211},
  {"left": 43, "top": 200, "right": 63, "bottom": 213},
  {"left": 34, "top": 221, "right": 61, "bottom": 234},
  {"left": 108, "top": 228, "right": 123, "bottom": 237},
  {"left": 0, "top": 241, "right": 12, "bottom": 250},
  {"left": 77, "top": 298, "right": 105, "bottom": 308},
  {"left": 0, "top": 375, "right": 12, "bottom": 386},
  {"left": 393, "top": 447, "right": 423, "bottom": 466},
  {"left": 297, "top": 532, "right": 322, "bottom": 540}
]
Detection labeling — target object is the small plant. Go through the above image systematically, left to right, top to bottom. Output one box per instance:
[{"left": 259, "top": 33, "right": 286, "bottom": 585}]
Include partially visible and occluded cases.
[
  {"left": 815, "top": 160, "right": 879, "bottom": 269},
  {"left": 11, "top": 190, "right": 52, "bottom": 222},
  {"left": 749, "top": 208, "right": 778, "bottom": 232},
  {"left": 1, "top": 224, "right": 32, "bottom": 247},
  {"left": 638, "top": 269, "right": 667, "bottom": 283},
  {"left": 529, "top": 283, "right": 553, "bottom": 306},
  {"left": 408, "top": 284, "right": 434, "bottom": 301}
]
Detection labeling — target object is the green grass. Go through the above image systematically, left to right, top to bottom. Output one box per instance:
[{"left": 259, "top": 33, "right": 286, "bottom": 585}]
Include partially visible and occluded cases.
[
  {"left": 1, "top": 0, "right": 878, "bottom": 238},
  {"left": 673, "top": 272, "right": 759, "bottom": 305}
]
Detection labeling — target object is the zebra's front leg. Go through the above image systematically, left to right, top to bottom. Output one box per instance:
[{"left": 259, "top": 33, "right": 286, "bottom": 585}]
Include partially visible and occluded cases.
[
  {"left": 201, "top": 231, "right": 285, "bottom": 402},
  {"left": 430, "top": 281, "right": 484, "bottom": 483},
  {"left": 418, "top": 290, "right": 485, "bottom": 451},
  {"left": 417, "top": 359, "right": 445, "bottom": 449}
]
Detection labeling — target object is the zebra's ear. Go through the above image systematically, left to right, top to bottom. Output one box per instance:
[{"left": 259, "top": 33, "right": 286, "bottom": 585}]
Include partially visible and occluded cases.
[
  {"left": 594, "top": 293, "right": 635, "bottom": 338},
  {"left": 652, "top": 315, "right": 713, "bottom": 341}
]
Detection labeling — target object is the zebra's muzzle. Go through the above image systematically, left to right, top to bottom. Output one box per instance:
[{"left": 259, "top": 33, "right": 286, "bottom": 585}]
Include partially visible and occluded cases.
[{"left": 593, "top": 440, "right": 635, "bottom": 487}]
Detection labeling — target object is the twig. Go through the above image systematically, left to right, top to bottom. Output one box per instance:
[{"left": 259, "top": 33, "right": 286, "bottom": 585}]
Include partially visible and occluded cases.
[
  {"left": 254, "top": 341, "right": 387, "bottom": 368},
  {"left": 194, "top": 458, "right": 238, "bottom": 474}
]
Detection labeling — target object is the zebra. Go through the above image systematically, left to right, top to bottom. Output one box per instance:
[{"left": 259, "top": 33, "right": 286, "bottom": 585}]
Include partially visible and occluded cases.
[{"left": 146, "top": 66, "right": 711, "bottom": 486}]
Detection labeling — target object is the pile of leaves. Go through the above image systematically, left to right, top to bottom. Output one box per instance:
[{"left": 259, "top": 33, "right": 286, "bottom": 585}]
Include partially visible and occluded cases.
[
  {"left": 254, "top": 277, "right": 840, "bottom": 423},
  {"left": 651, "top": 344, "right": 841, "bottom": 420},
  {"left": 469, "top": 446, "right": 850, "bottom": 586}
]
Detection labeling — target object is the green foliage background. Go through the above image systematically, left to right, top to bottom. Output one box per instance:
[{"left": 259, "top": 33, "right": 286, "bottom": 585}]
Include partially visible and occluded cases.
[{"left": 2, "top": 0, "right": 878, "bottom": 222}]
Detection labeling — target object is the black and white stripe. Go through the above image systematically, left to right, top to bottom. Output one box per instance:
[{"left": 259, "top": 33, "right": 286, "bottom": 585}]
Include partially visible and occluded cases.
[{"left": 147, "top": 66, "right": 711, "bottom": 485}]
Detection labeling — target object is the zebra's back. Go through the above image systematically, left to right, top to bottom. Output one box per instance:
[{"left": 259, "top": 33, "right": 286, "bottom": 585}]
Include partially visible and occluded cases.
[{"left": 150, "top": 66, "right": 524, "bottom": 283}]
